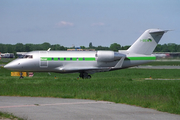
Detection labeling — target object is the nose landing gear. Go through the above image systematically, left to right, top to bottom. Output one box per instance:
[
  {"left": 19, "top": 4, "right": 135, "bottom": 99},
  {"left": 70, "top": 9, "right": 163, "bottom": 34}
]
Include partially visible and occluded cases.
[{"left": 19, "top": 72, "right": 24, "bottom": 79}]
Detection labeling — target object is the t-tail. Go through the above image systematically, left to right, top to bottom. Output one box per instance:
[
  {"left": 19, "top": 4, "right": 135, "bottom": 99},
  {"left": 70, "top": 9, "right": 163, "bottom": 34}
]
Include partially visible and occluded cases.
[{"left": 127, "top": 29, "right": 168, "bottom": 55}]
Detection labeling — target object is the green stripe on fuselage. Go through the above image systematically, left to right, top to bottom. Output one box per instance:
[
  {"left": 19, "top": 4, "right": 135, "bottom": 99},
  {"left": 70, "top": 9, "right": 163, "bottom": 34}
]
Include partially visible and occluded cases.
[
  {"left": 41, "top": 56, "right": 155, "bottom": 61},
  {"left": 126, "top": 56, "right": 156, "bottom": 60},
  {"left": 40, "top": 57, "right": 48, "bottom": 61},
  {"left": 85, "top": 58, "right": 96, "bottom": 61}
]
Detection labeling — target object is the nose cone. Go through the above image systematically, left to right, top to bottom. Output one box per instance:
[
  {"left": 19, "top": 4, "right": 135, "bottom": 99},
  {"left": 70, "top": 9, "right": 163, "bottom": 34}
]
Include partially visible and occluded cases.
[
  {"left": 4, "top": 60, "right": 21, "bottom": 71},
  {"left": 4, "top": 64, "right": 11, "bottom": 69}
]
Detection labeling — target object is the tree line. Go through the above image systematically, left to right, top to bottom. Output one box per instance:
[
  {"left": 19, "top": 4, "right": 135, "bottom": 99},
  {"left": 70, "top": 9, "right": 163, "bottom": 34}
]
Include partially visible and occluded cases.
[{"left": 0, "top": 42, "right": 180, "bottom": 54}]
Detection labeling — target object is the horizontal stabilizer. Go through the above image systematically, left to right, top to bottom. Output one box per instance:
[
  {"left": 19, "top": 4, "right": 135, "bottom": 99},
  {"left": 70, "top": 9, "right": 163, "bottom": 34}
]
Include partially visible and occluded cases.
[{"left": 149, "top": 30, "right": 169, "bottom": 34}]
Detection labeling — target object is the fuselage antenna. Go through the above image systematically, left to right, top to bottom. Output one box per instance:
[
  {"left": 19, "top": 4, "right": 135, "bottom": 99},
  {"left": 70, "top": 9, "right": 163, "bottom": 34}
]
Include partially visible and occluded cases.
[{"left": 47, "top": 48, "right": 51, "bottom": 51}]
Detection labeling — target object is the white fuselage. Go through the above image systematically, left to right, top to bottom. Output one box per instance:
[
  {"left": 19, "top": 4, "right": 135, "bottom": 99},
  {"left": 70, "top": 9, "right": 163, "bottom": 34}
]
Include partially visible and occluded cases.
[{"left": 4, "top": 50, "right": 155, "bottom": 74}]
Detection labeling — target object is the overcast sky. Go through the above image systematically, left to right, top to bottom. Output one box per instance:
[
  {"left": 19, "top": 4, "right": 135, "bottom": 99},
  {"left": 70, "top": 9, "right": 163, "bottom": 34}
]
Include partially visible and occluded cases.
[{"left": 0, "top": 0, "right": 180, "bottom": 47}]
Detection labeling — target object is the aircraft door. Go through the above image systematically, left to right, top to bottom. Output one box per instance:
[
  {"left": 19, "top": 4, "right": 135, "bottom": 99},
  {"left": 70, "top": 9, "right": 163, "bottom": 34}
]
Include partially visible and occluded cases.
[{"left": 39, "top": 51, "right": 48, "bottom": 68}]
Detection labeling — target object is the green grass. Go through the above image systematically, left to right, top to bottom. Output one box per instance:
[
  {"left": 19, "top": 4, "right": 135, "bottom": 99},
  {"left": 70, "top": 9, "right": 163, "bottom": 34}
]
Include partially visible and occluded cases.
[
  {"left": 0, "top": 58, "right": 15, "bottom": 64},
  {"left": 144, "top": 61, "right": 180, "bottom": 66},
  {"left": 0, "top": 67, "right": 180, "bottom": 114},
  {"left": 0, "top": 111, "right": 24, "bottom": 120}
]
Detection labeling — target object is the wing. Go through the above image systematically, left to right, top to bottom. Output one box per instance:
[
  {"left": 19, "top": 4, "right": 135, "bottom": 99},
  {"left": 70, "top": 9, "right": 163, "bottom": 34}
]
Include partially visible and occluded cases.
[
  {"left": 54, "top": 56, "right": 125, "bottom": 74},
  {"left": 55, "top": 66, "right": 112, "bottom": 74}
]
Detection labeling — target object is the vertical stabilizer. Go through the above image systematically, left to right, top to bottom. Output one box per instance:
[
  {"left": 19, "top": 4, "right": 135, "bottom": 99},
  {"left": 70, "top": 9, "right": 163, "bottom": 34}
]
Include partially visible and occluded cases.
[{"left": 127, "top": 29, "right": 168, "bottom": 55}]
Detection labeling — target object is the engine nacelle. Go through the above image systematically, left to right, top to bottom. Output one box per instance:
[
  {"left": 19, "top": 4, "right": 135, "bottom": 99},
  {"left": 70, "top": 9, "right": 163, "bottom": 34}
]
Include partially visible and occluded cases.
[{"left": 96, "top": 51, "right": 125, "bottom": 62}]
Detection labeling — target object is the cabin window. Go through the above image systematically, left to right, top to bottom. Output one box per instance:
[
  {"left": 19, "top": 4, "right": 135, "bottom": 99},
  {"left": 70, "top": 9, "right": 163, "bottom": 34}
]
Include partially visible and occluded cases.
[{"left": 23, "top": 55, "right": 33, "bottom": 59}]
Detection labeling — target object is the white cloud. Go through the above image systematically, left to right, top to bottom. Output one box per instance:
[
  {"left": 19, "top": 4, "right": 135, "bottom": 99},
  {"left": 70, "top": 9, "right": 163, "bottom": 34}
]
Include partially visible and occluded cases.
[
  {"left": 56, "top": 21, "right": 74, "bottom": 27},
  {"left": 91, "top": 22, "right": 105, "bottom": 26}
]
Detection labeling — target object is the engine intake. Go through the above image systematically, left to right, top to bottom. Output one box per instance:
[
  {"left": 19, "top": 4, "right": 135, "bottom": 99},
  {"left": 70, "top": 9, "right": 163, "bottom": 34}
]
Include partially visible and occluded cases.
[{"left": 96, "top": 51, "right": 125, "bottom": 62}]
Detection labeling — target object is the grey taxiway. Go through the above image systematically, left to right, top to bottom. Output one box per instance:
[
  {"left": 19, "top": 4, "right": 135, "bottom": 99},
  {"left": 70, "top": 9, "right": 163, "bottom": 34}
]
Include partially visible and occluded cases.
[{"left": 0, "top": 96, "right": 180, "bottom": 120}]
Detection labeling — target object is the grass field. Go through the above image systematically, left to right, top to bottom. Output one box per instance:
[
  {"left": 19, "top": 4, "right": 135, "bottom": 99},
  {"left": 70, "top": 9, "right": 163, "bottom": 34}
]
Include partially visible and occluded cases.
[
  {"left": 0, "top": 58, "right": 15, "bottom": 64},
  {"left": 144, "top": 60, "right": 180, "bottom": 66},
  {"left": 0, "top": 67, "right": 180, "bottom": 115},
  {"left": 0, "top": 111, "right": 24, "bottom": 120}
]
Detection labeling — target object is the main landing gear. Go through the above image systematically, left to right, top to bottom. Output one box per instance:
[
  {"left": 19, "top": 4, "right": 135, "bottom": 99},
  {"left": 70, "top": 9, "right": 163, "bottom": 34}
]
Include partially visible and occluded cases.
[{"left": 79, "top": 72, "right": 91, "bottom": 79}]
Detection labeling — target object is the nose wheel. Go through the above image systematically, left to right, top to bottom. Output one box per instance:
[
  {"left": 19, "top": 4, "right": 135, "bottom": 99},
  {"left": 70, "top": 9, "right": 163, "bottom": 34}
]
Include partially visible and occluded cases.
[
  {"left": 19, "top": 72, "right": 24, "bottom": 79},
  {"left": 79, "top": 72, "right": 91, "bottom": 79}
]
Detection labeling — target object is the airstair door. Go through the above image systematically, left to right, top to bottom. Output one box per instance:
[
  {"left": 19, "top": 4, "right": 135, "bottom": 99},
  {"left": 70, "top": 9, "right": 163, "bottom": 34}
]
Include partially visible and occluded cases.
[{"left": 39, "top": 51, "right": 48, "bottom": 68}]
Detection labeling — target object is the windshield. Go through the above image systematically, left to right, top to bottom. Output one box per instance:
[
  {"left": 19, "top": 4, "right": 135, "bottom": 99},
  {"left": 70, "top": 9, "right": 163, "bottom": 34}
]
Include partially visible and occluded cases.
[
  {"left": 19, "top": 55, "right": 33, "bottom": 59},
  {"left": 23, "top": 55, "right": 33, "bottom": 58}
]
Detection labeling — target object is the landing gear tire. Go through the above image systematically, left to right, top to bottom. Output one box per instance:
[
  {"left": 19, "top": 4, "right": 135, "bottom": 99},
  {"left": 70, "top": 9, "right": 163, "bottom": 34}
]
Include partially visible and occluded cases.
[
  {"left": 19, "top": 72, "right": 24, "bottom": 79},
  {"left": 79, "top": 72, "right": 91, "bottom": 79},
  {"left": 87, "top": 75, "right": 91, "bottom": 79},
  {"left": 19, "top": 76, "right": 24, "bottom": 79}
]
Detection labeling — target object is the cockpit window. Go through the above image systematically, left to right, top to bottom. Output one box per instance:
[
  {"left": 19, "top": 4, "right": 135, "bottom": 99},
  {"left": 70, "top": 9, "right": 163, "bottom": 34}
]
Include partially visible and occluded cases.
[
  {"left": 19, "top": 55, "right": 24, "bottom": 58},
  {"left": 23, "top": 55, "right": 33, "bottom": 58}
]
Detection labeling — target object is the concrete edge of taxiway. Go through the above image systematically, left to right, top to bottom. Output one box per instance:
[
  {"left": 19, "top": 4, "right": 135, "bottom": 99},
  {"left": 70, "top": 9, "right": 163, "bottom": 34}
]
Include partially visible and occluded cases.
[{"left": 0, "top": 96, "right": 180, "bottom": 120}]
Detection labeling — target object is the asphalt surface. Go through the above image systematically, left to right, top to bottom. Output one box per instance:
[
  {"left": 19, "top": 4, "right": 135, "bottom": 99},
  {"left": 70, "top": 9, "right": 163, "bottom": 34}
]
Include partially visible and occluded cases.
[{"left": 0, "top": 96, "right": 180, "bottom": 120}]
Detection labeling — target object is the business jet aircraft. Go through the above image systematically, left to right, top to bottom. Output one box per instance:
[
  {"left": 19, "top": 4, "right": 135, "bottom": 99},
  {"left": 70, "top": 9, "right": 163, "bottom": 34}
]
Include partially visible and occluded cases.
[{"left": 4, "top": 29, "right": 168, "bottom": 78}]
